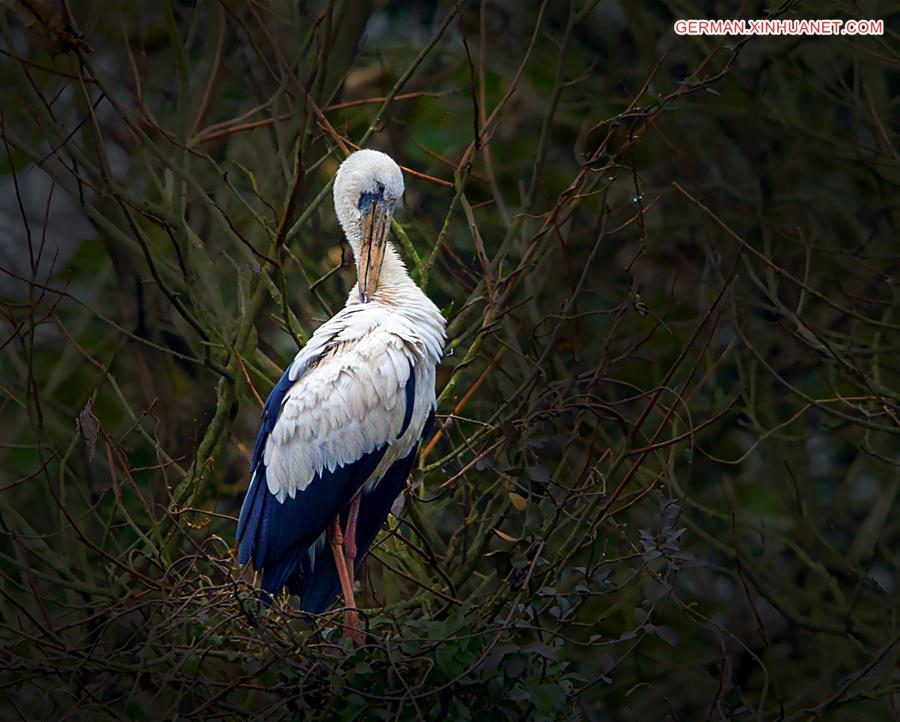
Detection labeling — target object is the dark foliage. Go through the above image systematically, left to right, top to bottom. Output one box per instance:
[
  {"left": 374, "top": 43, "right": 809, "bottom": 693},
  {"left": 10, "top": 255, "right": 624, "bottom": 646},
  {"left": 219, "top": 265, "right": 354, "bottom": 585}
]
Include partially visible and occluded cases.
[{"left": 0, "top": 0, "right": 898, "bottom": 719}]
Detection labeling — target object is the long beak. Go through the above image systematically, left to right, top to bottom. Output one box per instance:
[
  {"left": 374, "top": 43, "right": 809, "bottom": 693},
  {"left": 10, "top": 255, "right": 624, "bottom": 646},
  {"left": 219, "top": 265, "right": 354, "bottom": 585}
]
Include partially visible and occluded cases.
[{"left": 357, "top": 198, "right": 394, "bottom": 303}]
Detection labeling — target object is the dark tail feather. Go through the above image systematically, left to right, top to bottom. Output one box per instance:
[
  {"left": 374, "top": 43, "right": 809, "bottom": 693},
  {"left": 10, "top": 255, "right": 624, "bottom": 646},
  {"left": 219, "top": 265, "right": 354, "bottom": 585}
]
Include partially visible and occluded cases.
[
  {"left": 298, "top": 443, "right": 420, "bottom": 614},
  {"left": 298, "top": 553, "right": 341, "bottom": 615}
]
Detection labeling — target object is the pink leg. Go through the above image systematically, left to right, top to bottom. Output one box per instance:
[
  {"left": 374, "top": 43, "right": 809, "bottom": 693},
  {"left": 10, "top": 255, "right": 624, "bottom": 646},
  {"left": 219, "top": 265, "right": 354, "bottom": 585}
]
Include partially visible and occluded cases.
[
  {"left": 344, "top": 493, "right": 362, "bottom": 575},
  {"left": 329, "top": 517, "right": 362, "bottom": 644}
]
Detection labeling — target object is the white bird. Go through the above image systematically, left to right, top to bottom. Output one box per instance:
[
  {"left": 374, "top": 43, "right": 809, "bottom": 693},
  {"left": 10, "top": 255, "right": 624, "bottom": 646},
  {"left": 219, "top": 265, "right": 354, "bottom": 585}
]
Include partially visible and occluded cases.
[{"left": 236, "top": 150, "right": 445, "bottom": 637}]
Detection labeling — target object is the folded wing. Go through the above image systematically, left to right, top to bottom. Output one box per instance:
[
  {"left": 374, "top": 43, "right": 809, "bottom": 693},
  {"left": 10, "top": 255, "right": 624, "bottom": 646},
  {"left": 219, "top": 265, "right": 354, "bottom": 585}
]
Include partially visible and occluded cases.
[
  {"left": 236, "top": 324, "right": 418, "bottom": 599},
  {"left": 298, "top": 406, "right": 436, "bottom": 613}
]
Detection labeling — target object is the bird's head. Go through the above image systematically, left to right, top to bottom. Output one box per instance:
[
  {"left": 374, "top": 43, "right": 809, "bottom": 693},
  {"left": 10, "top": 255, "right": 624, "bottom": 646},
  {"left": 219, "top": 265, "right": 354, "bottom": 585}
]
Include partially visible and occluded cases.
[{"left": 333, "top": 149, "right": 405, "bottom": 303}]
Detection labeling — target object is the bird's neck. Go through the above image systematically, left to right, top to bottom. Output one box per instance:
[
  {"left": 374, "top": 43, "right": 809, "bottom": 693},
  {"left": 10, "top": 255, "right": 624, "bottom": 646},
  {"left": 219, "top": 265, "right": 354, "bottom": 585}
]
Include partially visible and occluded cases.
[
  {"left": 351, "top": 242, "right": 416, "bottom": 303},
  {"left": 376, "top": 243, "right": 413, "bottom": 288}
]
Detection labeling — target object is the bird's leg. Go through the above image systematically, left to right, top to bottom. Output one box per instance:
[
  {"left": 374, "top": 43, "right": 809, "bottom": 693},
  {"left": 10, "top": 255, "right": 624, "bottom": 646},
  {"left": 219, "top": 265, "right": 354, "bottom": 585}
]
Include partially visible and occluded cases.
[
  {"left": 344, "top": 493, "right": 362, "bottom": 579},
  {"left": 329, "top": 517, "right": 362, "bottom": 644}
]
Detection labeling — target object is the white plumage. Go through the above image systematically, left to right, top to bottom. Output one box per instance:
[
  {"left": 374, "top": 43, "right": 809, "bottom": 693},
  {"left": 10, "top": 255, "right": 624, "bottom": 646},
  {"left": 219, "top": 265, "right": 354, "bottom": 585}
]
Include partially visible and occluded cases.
[
  {"left": 236, "top": 150, "right": 445, "bottom": 621},
  {"left": 264, "top": 297, "right": 443, "bottom": 500}
]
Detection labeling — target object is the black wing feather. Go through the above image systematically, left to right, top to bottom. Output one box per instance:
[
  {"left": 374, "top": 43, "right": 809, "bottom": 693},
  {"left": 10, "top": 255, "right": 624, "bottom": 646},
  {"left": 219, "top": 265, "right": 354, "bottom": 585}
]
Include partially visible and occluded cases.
[
  {"left": 236, "top": 358, "right": 423, "bottom": 601},
  {"left": 298, "top": 405, "right": 436, "bottom": 613}
]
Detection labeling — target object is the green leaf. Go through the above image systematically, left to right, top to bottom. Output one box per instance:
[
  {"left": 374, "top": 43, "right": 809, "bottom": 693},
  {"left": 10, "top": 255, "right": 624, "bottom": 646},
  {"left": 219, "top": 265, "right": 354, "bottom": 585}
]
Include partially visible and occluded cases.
[
  {"left": 508, "top": 491, "right": 528, "bottom": 510},
  {"left": 531, "top": 683, "right": 567, "bottom": 715}
]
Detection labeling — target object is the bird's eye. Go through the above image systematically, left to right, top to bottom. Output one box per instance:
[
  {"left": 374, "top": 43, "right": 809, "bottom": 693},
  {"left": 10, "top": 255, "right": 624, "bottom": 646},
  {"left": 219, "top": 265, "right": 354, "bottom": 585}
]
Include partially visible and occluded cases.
[{"left": 376, "top": 181, "right": 385, "bottom": 194}]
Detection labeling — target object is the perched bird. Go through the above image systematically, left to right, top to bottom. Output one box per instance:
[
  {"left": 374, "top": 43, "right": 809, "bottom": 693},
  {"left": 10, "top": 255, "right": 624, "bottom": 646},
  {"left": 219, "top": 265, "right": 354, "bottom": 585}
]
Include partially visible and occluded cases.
[{"left": 236, "top": 150, "right": 445, "bottom": 636}]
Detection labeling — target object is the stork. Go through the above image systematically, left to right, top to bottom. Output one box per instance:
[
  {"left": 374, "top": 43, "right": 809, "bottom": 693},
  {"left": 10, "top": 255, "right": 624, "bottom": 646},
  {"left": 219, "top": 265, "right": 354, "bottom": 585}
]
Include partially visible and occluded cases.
[{"left": 236, "top": 150, "right": 445, "bottom": 640}]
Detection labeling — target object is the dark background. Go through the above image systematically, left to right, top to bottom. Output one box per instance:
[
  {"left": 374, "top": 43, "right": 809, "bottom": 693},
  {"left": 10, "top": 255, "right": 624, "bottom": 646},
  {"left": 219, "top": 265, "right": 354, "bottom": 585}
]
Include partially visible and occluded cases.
[{"left": 0, "top": 0, "right": 898, "bottom": 719}]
